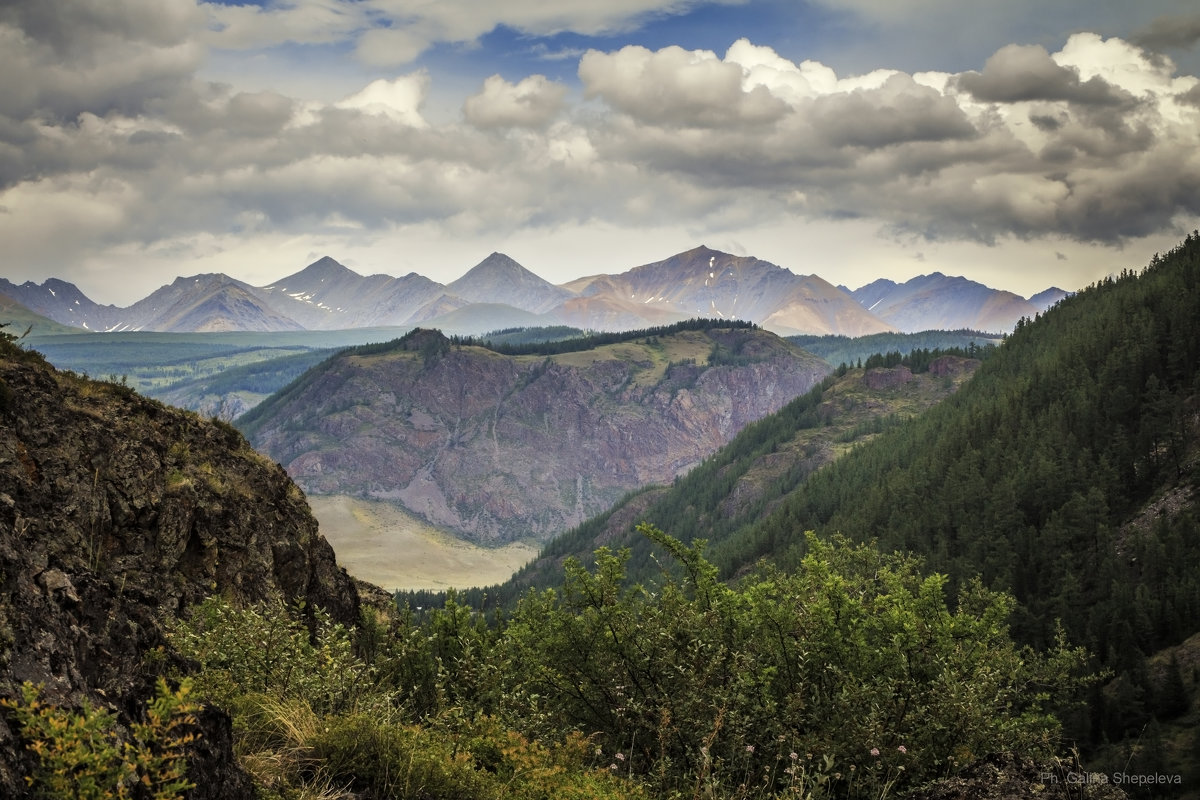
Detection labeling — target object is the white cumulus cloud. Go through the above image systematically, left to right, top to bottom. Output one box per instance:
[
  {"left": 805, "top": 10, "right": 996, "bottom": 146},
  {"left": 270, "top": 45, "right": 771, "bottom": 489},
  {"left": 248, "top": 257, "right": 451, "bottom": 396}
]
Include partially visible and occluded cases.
[{"left": 464, "top": 75, "right": 568, "bottom": 129}]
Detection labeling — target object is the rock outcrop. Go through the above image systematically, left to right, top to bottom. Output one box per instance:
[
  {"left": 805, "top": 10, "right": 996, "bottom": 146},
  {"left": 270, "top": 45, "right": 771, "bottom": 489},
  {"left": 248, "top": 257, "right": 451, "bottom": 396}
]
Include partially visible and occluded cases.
[{"left": 0, "top": 341, "right": 359, "bottom": 797}]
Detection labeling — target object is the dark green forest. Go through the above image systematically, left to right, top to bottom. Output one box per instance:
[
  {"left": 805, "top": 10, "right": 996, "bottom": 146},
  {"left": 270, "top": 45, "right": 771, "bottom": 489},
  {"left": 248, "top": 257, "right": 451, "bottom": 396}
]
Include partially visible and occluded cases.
[
  {"left": 715, "top": 235, "right": 1200, "bottom": 782},
  {"left": 350, "top": 317, "right": 758, "bottom": 358}
]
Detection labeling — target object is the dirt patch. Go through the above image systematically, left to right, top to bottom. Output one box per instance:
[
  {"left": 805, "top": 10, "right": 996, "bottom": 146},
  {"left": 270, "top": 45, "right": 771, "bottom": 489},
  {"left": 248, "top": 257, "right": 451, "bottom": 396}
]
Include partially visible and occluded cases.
[{"left": 309, "top": 495, "right": 538, "bottom": 592}]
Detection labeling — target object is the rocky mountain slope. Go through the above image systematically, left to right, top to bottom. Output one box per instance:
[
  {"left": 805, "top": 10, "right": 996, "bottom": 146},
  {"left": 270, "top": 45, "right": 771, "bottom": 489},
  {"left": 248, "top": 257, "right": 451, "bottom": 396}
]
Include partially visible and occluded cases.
[
  {"left": 566, "top": 245, "right": 893, "bottom": 336},
  {"left": 11, "top": 247, "right": 1064, "bottom": 336},
  {"left": 445, "top": 252, "right": 573, "bottom": 314},
  {"left": 254, "top": 256, "right": 448, "bottom": 329},
  {"left": 0, "top": 278, "right": 119, "bottom": 331},
  {"left": 0, "top": 296, "right": 81, "bottom": 337},
  {"left": 241, "top": 323, "right": 831, "bottom": 544},
  {"left": 0, "top": 337, "right": 360, "bottom": 798},
  {"left": 486, "top": 354, "right": 982, "bottom": 599}
]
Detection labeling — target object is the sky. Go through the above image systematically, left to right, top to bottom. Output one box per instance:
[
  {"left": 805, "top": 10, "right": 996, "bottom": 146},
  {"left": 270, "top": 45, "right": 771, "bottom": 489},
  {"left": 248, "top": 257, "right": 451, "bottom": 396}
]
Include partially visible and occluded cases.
[{"left": 2, "top": 1, "right": 1200, "bottom": 306}]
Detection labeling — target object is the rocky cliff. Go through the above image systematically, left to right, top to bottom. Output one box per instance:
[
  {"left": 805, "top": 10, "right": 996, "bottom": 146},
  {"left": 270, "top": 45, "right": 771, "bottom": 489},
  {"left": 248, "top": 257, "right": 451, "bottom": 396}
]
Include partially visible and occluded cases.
[
  {"left": 244, "top": 325, "right": 831, "bottom": 544},
  {"left": 0, "top": 339, "right": 359, "bottom": 797}
]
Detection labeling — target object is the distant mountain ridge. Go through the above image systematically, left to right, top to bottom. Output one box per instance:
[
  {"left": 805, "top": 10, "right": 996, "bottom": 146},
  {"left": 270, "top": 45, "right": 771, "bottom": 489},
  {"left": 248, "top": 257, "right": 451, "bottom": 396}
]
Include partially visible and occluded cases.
[
  {"left": 5, "top": 248, "right": 1065, "bottom": 337},
  {"left": 850, "top": 272, "right": 1067, "bottom": 333}
]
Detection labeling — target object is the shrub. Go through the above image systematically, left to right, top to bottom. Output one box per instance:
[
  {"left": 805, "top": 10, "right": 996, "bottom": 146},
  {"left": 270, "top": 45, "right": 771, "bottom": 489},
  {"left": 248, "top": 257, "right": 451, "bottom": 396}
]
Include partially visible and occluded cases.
[
  {"left": 500, "top": 524, "right": 1092, "bottom": 798},
  {"left": 171, "top": 597, "right": 395, "bottom": 719},
  {"left": 1, "top": 678, "right": 198, "bottom": 800}
]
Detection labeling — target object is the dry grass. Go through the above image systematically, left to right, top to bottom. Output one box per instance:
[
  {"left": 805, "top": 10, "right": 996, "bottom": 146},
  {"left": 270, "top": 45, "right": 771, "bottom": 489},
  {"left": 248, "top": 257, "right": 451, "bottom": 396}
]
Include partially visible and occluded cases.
[{"left": 309, "top": 495, "right": 538, "bottom": 592}]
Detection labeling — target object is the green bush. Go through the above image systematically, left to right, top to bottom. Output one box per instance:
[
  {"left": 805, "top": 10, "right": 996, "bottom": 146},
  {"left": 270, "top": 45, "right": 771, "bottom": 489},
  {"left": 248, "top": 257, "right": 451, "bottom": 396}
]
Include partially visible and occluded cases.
[
  {"left": 500, "top": 524, "right": 1092, "bottom": 798},
  {"left": 162, "top": 534, "right": 1092, "bottom": 800},
  {"left": 169, "top": 596, "right": 391, "bottom": 718},
  {"left": 1, "top": 678, "right": 198, "bottom": 800},
  {"left": 312, "top": 713, "right": 494, "bottom": 799}
]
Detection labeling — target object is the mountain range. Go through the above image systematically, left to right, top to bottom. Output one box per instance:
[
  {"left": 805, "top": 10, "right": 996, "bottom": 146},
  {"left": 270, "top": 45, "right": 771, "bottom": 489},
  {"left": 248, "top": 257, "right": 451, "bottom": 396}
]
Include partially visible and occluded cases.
[{"left": 2, "top": 246, "right": 1065, "bottom": 337}]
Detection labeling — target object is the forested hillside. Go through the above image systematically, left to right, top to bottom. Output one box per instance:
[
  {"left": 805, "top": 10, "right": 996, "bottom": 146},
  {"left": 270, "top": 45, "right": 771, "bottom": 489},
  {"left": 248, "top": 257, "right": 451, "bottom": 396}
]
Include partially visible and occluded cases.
[{"left": 716, "top": 234, "right": 1200, "bottom": 778}]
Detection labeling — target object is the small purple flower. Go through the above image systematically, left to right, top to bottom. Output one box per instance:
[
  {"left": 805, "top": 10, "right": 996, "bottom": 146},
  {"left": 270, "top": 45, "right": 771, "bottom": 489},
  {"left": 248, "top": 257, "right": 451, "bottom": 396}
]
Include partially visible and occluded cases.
[
  {"left": 746, "top": 745, "right": 755, "bottom": 753},
  {"left": 898, "top": 745, "right": 907, "bottom": 754},
  {"left": 870, "top": 748, "right": 880, "bottom": 757}
]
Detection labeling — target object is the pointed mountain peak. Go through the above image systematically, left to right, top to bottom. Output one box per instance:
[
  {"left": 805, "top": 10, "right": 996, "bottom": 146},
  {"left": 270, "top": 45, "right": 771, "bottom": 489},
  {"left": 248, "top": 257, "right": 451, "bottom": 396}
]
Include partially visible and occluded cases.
[
  {"left": 674, "top": 244, "right": 730, "bottom": 263},
  {"left": 459, "top": 252, "right": 533, "bottom": 278},
  {"left": 446, "top": 253, "right": 571, "bottom": 313},
  {"left": 449, "top": 253, "right": 552, "bottom": 288},
  {"left": 297, "top": 256, "right": 359, "bottom": 279},
  {"left": 264, "top": 257, "right": 366, "bottom": 294}
]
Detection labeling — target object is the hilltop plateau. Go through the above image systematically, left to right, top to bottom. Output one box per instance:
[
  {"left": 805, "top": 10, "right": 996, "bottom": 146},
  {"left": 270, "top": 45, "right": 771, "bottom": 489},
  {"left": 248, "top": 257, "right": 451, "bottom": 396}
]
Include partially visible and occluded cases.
[{"left": 241, "top": 322, "right": 830, "bottom": 544}]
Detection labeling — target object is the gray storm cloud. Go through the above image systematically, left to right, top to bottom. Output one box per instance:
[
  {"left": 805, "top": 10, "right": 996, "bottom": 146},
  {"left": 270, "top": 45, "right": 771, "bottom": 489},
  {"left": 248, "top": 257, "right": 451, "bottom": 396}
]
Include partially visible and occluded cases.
[
  {"left": 1132, "top": 14, "right": 1200, "bottom": 51},
  {"left": 955, "top": 44, "right": 1137, "bottom": 106}
]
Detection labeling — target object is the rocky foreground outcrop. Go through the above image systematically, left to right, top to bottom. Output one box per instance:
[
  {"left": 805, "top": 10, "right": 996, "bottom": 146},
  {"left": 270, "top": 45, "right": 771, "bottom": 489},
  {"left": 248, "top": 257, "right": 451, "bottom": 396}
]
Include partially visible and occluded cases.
[
  {"left": 244, "top": 326, "right": 831, "bottom": 544},
  {"left": 0, "top": 341, "right": 359, "bottom": 797}
]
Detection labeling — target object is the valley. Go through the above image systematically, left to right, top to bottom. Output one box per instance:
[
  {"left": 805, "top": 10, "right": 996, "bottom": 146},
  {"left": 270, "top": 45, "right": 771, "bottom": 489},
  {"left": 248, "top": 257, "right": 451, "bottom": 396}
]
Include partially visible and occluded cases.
[
  {"left": 0, "top": 235, "right": 1197, "bottom": 798},
  {"left": 308, "top": 494, "right": 537, "bottom": 592}
]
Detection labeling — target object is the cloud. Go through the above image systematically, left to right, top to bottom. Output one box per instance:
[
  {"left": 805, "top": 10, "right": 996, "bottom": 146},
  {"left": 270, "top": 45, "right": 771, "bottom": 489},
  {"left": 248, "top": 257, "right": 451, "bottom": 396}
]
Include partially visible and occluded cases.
[
  {"left": 2, "top": 0, "right": 1200, "bottom": 290},
  {"left": 201, "top": 0, "right": 749, "bottom": 66},
  {"left": 201, "top": 0, "right": 367, "bottom": 50},
  {"left": 0, "top": 1, "right": 203, "bottom": 123},
  {"left": 1132, "top": 14, "right": 1200, "bottom": 51},
  {"left": 355, "top": 27, "right": 433, "bottom": 68},
  {"left": 575, "top": 35, "right": 1200, "bottom": 244},
  {"left": 579, "top": 44, "right": 788, "bottom": 127},
  {"left": 955, "top": 44, "right": 1134, "bottom": 106},
  {"left": 810, "top": 73, "right": 977, "bottom": 148},
  {"left": 335, "top": 74, "right": 430, "bottom": 127},
  {"left": 463, "top": 75, "right": 568, "bottom": 129},
  {"left": 1179, "top": 82, "right": 1200, "bottom": 107}
]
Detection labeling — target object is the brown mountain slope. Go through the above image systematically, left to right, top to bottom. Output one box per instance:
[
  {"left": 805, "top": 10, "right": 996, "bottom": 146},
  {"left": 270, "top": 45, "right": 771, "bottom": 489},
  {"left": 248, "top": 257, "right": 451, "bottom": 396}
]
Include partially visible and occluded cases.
[
  {"left": 568, "top": 246, "right": 894, "bottom": 336},
  {"left": 245, "top": 325, "right": 831, "bottom": 545},
  {"left": 502, "top": 356, "right": 982, "bottom": 594}
]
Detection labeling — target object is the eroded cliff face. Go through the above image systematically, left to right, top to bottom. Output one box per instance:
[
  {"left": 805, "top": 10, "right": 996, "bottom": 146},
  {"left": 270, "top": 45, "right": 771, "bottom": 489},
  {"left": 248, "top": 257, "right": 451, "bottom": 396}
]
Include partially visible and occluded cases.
[
  {"left": 249, "top": 327, "right": 831, "bottom": 544},
  {"left": 0, "top": 343, "right": 359, "bottom": 798}
]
